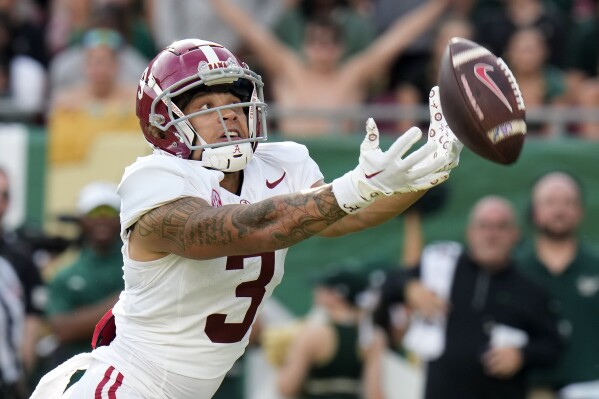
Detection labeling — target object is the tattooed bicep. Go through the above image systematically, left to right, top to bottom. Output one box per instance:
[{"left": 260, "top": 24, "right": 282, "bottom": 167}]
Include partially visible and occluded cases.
[{"left": 135, "top": 196, "right": 212, "bottom": 239}]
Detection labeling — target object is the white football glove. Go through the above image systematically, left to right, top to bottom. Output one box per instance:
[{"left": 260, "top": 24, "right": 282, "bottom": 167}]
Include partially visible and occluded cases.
[
  {"left": 427, "top": 86, "right": 463, "bottom": 172},
  {"left": 332, "top": 119, "right": 450, "bottom": 214}
]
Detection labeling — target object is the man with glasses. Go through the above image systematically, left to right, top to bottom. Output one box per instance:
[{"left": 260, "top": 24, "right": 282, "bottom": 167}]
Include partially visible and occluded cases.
[
  {"left": 0, "top": 167, "right": 46, "bottom": 398},
  {"left": 45, "top": 181, "right": 123, "bottom": 372},
  {"left": 377, "top": 195, "right": 562, "bottom": 399}
]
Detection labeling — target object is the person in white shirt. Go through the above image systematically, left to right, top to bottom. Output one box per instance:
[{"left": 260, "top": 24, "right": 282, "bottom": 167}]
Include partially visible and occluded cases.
[{"left": 31, "top": 38, "right": 462, "bottom": 399}]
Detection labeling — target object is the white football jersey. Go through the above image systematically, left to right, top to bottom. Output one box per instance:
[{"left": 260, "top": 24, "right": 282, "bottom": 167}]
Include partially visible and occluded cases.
[{"left": 96, "top": 142, "right": 324, "bottom": 388}]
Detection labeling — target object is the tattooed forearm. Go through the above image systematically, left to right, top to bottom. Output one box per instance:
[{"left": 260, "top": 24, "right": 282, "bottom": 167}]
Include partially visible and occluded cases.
[
  {"left": 137, "top": 185, "right": 347, "bottom": 253},
  {"left": 234, "top": 185, "right": 347, "bottom": 247},
  {"left": 138, "top": 198, "right": 234, "bottom": 251}
]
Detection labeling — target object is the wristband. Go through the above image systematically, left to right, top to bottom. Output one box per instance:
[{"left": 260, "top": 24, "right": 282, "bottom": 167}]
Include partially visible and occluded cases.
[{"left": 331, "top": 171, "right": 373, "bottom": 214}]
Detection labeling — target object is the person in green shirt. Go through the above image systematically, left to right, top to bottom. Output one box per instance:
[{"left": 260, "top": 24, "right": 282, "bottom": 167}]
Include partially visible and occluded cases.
[
  {"left": 516, "top": 171, "right": 599, "bottom": 398},
  {"left": 45, "top": 182, "right": 124, "bottom": 367},
  {"left": 274, "top": 267, "right": 387, "bottom": 399}
]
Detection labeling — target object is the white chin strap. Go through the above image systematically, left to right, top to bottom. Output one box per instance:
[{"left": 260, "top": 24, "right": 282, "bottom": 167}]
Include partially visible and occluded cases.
[{"left": 199, "top": 142, "right": 253, "bottom": 172}]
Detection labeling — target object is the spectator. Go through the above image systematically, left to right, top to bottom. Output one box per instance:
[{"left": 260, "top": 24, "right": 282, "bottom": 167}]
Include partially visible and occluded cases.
[
  {"left": 0, "top": 0, "right": 48, "bottom": 66},
  {"left": 47, "top": 0, "right": 154, "bottom": 57},
  {"left": 64, "top": 0, "right": 156, "bottom": 61},
  {"left": 149, "top": 0, "right": 285, "bottom": 53},
  {"left": 209, "top": 0, "right": 450, "bottom": 137},
  {"left": 272, "top": 0, "right": 376, "bottom": 61},
  {"left": 370, "top": 0, "right": 472, "bottom": 108},
  {"left": 473, "top": 0, "right": 569, "bottom": 69},
  {"left": 563, "top": 3, "right": 599, "bottom": 88},
  {"left": 563, "top": 4, "right": 599, "bottom": 139},
  {"left": 48, "top": 10, "right": 148, "bottom": 93},
  {"left": 0, "top": 12, "right": 47, "bottom": 117},
  {"left": 372, "top": 17, "right": 475, "bottom": 135},
  {"left": 503, "top": 27, "right": 568, "bottom": 136},
  {"left": 47, "top": 28, "right": 139, "bottom": 165},
  {"left": 575, "top": 81, "right": 599, "bottom": 139},
  {"left": 0, "top": 167, "right": 46, "bottom": 398},
  {"left": 515, "top": 171, "right": 599, "bottom": 398},
  {"left": 45, "top": 181, "right": 123, "bottom": 367},
  {"left": 372, "top": 184, "right": 451, "bottom": 350},
  {"left": 379, "top": 195, "right": 562, "bottom": 399},
  {"left": 272, "top": 266, "right": 387, "bottom": 399}
]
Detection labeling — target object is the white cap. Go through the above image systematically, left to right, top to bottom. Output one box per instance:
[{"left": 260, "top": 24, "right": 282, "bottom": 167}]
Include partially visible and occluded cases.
[{"left": 76, "top": 181, "right": 121, "bottom": 214}]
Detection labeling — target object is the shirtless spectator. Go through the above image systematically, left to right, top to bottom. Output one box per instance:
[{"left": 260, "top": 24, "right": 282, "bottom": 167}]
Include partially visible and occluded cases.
[
  {"left": 209, "top": 0, "right": 450, "bottom": 137},
  {"left": 48, "top": 28, "right": 139, "bottom": 165}
]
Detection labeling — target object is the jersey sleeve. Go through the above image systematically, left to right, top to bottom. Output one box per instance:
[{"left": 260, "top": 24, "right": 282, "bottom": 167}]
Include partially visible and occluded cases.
[
  {"left": 296, "top": 144, "right": 324, "bottom": 189},
  {"left": 118, "top": 155, "right": 221, "bottom": 230}
]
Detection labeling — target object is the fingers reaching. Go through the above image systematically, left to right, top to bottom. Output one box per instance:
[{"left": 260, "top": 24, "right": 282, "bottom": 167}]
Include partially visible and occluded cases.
[
  {"left": 361, "top": 118, "right": 380, "bottom": 152},
  {"left": 386, "top": 126, "right": 423, "bottom": 160}
]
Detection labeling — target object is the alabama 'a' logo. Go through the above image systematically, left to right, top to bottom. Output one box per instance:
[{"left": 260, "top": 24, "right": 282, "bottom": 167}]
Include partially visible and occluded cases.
[
  {"left": 473, "top": 63, "right": 513, "bottom": 113},
  {"left": 233, "top": 145, "right": 241, "bottom": 154}
]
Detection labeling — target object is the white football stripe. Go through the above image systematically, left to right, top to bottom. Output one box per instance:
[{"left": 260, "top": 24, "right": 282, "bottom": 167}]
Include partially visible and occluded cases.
[
  {"left": 452, "top": 47, "right": 493, "bottom": 68},
  {"left": 486, "top": 119, "right": 527, "bottom": 144}
]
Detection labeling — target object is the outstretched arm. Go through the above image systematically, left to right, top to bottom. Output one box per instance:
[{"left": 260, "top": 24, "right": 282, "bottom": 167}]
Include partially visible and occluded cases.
[
  {"left": 208, "top": 0, "right": 301, "bottom": 79},
  {"left": 341, "top": 0, "right": 449, "bottom": 87},
  {"left": 132, "top": 86, "right": 460, "bottom": 261},
  {"left": 319, "top": 86, "right": 462, "bottom": 237},
  {"left": 130, "top": 132, "right": 446, "bottom": 260},
  {"left": 130, "top": 184, "right": 347, "bottom": 260},
  {"left": 316, "top": 185, "right": 426, "bottom": 237}
]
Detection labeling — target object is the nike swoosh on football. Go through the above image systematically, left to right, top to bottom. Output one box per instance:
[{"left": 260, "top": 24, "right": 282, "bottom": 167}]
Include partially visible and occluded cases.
[
  {"left": 473, "top": 63, "right": 513, "bottom": 112},
  {"left": 365, "top": 170, "right": 383, "bottom": 179},
  {"left": 266, "top": 171, "right": 286, "bottom": 189}
]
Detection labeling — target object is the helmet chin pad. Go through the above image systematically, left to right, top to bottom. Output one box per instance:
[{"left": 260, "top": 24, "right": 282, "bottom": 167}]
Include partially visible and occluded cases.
[{"left": 200, "top": 142, "right": 254, "bottom": 172}]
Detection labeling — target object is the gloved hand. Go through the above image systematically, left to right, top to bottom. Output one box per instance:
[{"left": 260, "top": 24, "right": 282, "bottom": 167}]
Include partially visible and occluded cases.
[
  {"left": 426, "top": 86, "right": 463, "bottom": 172},
  {"left": 332, "top": 118, "right": 450, "bottom": 214}
]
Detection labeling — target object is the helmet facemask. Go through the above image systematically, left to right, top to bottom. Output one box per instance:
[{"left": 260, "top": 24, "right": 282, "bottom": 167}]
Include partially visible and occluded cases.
[{"left": 148, "top": 58, "right": 268, "bottom": 172}]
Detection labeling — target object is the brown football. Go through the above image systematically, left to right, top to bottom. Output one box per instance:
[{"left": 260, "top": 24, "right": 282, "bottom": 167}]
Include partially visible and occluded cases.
[{"left": 438, "top": 37, "right": 526, "bottom": 165}]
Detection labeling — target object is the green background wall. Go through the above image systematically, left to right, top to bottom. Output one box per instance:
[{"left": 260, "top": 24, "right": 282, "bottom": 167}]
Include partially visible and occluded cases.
[
  {"left": 12, "top": 127, "right": 599, "bottom": 315},
  {"left": 277, "top": 136, "right": 599, "bottom": 315}
]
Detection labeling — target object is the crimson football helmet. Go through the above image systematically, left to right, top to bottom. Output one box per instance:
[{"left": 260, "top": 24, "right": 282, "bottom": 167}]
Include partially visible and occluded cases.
[{"left": 136, "top": 39, "right": 268, "bottom": 172}]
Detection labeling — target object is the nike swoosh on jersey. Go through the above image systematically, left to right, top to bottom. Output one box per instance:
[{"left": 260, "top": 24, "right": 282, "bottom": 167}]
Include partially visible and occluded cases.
[
  {"left": 365, "top": 170, "right": 383, "bottom": 179},
  {"left": 266, "top": 171, "right": 286, "bottom": 189}
]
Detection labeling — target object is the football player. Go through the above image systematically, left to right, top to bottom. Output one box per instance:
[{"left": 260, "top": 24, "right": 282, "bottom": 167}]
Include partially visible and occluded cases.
[{"left": 31, "top": 39, "right": 461, "bottom": 399}]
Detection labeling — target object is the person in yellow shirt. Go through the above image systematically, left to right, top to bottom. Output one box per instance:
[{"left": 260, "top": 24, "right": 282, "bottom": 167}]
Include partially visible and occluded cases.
[{"left": 48, "top": 29, "right": 139, "bottom": 165}]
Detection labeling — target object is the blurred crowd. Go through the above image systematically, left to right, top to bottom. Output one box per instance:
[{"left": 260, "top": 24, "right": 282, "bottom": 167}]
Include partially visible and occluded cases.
[{"left": 1, "top": 0, "right": 599, "bottom": 140}]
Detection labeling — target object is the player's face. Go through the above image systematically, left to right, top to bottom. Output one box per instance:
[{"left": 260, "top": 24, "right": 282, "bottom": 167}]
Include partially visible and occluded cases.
[
  {"left": 184, "top": 92, "right": 249, "bottom": 160},
  {"left": 532, "top": 174, "right": 582, "bottom": 240},
  {"left": 467, "top": 199, "right": 519, "bottom": 270}
]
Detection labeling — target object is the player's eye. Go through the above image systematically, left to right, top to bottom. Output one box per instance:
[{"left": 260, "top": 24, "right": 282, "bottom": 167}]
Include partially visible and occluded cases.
[{"left": 200, "top": 103, "right": 212, "bottom": 111}]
